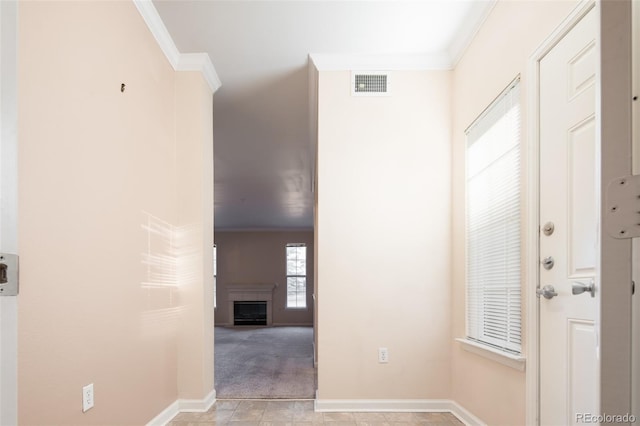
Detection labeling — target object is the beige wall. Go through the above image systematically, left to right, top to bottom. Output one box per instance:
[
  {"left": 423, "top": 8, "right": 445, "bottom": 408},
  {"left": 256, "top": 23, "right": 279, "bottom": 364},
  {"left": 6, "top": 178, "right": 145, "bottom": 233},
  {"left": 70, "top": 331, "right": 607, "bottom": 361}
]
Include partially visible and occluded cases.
[
  {"left": 451, "top": 1, "right": 578, "bottom": 424},
  {"left": 18, "top": 2, "right": 213, "bottom": 424},
  {"left": 316, "top": 70, "right": 452, "bottom": 399},
  {"left": 176, "top": 71, "right": 216, "bottom": 399},
  {"left": 214, "top": 231, "right": 314, "bottom": 326}
]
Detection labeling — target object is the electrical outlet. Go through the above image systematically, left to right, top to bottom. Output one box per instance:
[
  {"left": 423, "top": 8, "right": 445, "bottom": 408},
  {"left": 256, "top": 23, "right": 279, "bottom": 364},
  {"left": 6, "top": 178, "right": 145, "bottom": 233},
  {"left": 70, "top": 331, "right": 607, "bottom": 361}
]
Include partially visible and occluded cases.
[
  {"left": 378, "top": 347, "right": 389, "bottom": 363},
  {"left": 82, "top": 383, "right": 94, "bottom": 412}
]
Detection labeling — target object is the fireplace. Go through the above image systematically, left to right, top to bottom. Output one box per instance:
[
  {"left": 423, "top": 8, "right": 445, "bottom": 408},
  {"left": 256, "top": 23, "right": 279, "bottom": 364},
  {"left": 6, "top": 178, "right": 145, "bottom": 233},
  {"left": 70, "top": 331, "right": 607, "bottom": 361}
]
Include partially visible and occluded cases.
[
  {"left": 227, "top": 283, "right": 276, "bottom": 326},
  {"left": 234, "top": 301, "right": 267, "bottom": 326}
]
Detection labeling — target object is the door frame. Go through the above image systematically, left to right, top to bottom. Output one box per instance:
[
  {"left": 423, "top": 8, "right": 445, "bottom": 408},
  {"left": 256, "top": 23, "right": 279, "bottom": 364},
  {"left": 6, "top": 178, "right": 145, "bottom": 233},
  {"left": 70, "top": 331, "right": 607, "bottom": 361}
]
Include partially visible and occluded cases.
[
  {"left": 0, "top": 0, "right": 19, "bottom": 424},
  {"left": 526, "top": 0, "right": 634, "bottom": 424},
  {"left": 598, "top": 0, "right": 633, "bottom": 418},
  {"left": 633, "top": 0, "right": 640, "bottom": 419},
  {"left": 526, "top": 1, "right": 596, "bottom": 424}
]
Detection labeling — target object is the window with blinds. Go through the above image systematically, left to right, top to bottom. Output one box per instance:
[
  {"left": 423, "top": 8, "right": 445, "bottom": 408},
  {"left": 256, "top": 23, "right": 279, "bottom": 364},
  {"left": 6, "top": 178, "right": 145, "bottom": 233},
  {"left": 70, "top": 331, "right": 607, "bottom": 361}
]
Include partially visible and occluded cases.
[
  {"left": 465, "top": 77, "right": 521, "bottom": 354},
  {"left": 286, "top": 243, "right": 307, "bottom": 308}
]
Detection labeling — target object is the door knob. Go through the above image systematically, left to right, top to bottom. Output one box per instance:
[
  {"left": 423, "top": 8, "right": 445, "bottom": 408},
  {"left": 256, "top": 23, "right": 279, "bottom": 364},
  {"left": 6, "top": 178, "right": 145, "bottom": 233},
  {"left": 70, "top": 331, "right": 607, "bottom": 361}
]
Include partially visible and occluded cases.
[
  {"left": 572, "top": 279, "right": 595, "bottom": 298},
  {"left": 537, "top": 285, "right": 558, "bottom": 299}
]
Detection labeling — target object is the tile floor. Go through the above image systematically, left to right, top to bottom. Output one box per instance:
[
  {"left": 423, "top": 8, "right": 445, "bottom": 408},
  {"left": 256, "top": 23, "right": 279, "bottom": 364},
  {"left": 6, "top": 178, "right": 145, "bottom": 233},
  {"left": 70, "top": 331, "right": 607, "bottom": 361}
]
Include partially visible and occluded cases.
[{"left": 168, "top": 400, "right": 465, "bottom": 426}]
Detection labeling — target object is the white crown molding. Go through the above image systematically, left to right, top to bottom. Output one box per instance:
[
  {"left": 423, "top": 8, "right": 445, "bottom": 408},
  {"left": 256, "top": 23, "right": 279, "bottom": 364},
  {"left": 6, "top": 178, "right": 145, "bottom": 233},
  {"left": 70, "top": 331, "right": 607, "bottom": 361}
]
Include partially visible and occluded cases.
[
  {"left": 132, "top": 0, "right": 221, "bottom": 93},
  {"left": 133, "top": 0, "right": 180, "bottom": 68},
  {"left": 447, "top": 0, "right": 498, "bottom": 68},
  {"left": 309, "top": 1, "right": 497, "bottom": 72},
  {"left": 177, "top": 53, "right": 222, "bottom": 93},
  {"left": 309, "top": 53, "right": 452, "bottom": 72},
  {"left": 313, "top": 398, "right": 485, "bottom": 426}
]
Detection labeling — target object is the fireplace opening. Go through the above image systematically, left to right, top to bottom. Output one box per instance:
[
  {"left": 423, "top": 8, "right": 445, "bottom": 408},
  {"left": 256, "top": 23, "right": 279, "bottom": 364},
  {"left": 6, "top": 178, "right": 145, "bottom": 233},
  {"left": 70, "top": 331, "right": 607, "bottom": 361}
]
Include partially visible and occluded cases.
[{"left": 234, "top": 301, "right": 267, "bottom": 326}]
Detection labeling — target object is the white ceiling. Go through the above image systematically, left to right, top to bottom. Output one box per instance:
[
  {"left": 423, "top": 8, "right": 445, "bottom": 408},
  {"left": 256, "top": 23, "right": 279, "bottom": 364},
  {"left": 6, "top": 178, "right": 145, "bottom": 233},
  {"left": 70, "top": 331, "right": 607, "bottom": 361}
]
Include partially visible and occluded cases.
[{"left": 153, "top": 0, "right": 494, "bottom": 230}]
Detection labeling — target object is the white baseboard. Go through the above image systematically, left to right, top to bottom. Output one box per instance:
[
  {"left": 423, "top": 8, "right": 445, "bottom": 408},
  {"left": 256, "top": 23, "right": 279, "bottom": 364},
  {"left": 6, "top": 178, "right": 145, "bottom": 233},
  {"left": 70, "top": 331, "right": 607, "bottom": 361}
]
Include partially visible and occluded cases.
[
  {"left": 146, "top": 389, "right": 216, "bottom": 426},
  {"left": 179, "top": 389, "right": 217, "bottom": 412},
  {"left": 147, "top": 393, "right": 485, "bottom": 426},
  {"left": 313, "top": 398, "right": 485, "bottom": 426},
  {"left": 146, "top": 400, "right": 180, "bottom": 426},
  {"left": 449, "top": 400, "right": 487, "bottom": 426}
]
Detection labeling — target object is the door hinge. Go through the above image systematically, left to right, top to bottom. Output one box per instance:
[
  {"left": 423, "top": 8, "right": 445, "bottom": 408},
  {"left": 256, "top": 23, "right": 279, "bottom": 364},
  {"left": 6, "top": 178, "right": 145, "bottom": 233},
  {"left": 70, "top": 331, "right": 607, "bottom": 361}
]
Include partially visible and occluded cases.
[
  {"left": 604, "top": 174, "right": 640, "bottom": 238},
  {"left": 633, "top": 280, "right": 636, "bottom": 296}
]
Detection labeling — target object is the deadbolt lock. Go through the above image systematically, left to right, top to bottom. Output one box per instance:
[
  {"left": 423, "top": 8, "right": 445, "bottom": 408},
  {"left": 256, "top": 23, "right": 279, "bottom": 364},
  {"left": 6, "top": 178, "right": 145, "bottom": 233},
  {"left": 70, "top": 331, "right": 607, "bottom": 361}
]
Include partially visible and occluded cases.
[{"left": 542, "top": 256, "right": 555, "bottom": 270}]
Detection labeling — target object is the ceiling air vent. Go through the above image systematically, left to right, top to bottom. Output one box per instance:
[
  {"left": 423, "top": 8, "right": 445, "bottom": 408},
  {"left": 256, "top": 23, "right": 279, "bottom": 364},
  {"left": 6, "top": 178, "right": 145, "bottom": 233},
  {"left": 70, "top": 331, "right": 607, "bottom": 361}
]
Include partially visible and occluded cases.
[{"left": 351, "top": 72, "right": 390, "bottom": 96}]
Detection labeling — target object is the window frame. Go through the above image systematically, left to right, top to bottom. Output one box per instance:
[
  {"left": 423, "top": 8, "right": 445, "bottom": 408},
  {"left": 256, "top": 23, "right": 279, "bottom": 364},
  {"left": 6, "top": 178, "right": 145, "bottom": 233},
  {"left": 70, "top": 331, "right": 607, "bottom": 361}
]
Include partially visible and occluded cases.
[
  {"left": 464, "top": 76, "right": 523, "bottom": 357},
  {"left": 285, "top": 243, "right": 307, "bottom": 309}
]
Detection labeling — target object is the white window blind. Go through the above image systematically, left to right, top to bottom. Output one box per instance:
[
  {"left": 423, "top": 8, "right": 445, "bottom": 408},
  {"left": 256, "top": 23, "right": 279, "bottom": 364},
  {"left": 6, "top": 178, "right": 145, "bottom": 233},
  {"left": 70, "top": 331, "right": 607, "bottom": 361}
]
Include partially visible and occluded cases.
[
  {"left": 465, "top": 78, "right": 521, "bottom": 354},
  {"left": 286, "top": 243, "right": 307, "bottom": 308}
]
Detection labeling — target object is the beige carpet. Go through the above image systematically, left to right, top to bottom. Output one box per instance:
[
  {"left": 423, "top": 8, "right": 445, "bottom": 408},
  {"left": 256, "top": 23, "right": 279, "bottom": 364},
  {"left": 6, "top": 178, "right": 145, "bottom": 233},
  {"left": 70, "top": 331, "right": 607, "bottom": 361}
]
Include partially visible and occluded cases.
[{"left": 214, "top": 326, "right": 316, "bottom": 399}]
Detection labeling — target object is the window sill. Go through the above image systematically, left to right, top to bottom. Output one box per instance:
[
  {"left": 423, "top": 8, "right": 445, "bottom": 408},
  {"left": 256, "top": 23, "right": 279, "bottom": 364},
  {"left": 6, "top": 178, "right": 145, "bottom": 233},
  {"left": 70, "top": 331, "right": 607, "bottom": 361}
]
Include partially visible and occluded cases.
[
  {"left": 285, "top": 307, "right": 308, "bottom": 310},
  {"left": 456, "top": 338, "right": 526, "bottom": 372}
]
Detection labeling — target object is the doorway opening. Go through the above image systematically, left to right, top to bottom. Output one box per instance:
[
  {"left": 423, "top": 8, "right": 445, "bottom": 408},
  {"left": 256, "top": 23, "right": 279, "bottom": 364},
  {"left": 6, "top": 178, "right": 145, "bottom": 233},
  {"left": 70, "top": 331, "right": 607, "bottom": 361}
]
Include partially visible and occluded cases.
[
  {"left": 529, "top": 1, "right": 636, "bottom": 423},
  {"left": 213, "top": 230, "right": 317, "bottom": 399},
  {"left": 214, "top": 326, "right": 315, "bottom": 399}
]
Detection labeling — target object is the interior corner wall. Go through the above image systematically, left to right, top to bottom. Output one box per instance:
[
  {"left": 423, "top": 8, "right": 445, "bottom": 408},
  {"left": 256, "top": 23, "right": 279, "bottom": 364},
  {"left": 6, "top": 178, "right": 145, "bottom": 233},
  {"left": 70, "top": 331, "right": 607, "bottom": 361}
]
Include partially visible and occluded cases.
[
  {"left": 450, "top": 1, "right": 578, "bottom": 424},
  {"left": 17, "top": 2, "right": 213, "bottom": 424},
  {"left": 310, "top": 63, "right": 320, "bottom": 366},
  {"left": 316, "top": 70, "right": 452, "bottom": 399},
  {"left": 175, "top": 71, "right": 215, "bottom": 399},
  {"left": 214, "top": 230, "right": 314, "bottom": 326}
]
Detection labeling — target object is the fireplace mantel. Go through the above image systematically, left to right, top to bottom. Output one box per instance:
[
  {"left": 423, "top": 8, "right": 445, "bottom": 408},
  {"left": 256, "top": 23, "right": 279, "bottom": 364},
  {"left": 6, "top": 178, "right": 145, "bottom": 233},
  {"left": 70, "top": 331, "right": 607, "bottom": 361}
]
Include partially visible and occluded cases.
[
  {"left": 227, "top": 283, "right": 277, "bottom": 326},
  {"left": 227, "top": 283, "right": 277, "bottom": 293}
]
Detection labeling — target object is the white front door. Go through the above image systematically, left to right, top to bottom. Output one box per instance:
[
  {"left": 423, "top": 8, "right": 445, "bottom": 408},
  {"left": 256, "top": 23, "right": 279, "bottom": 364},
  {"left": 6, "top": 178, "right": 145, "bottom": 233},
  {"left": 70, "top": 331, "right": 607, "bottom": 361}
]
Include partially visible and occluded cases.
[{"left": 539, "top": 6, "right": 598, "bottom": 425}]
